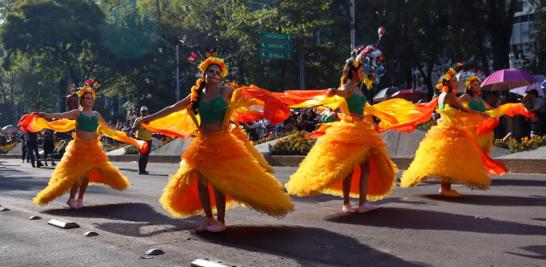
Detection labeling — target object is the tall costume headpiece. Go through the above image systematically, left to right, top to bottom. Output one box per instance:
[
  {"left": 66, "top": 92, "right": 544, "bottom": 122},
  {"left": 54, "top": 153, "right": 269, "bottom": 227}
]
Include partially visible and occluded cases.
[{"left": 343, "top": 26, "right": 386, "bottom": 89}]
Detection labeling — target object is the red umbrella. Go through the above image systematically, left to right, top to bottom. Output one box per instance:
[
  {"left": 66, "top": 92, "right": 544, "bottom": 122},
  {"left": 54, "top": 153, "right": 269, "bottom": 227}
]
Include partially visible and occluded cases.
[
  {"left": 481, "top": 68, "right": 537, "bottom": 91},
  {"left": 390, "top": 89, "right": 427, "bottom": 102}
]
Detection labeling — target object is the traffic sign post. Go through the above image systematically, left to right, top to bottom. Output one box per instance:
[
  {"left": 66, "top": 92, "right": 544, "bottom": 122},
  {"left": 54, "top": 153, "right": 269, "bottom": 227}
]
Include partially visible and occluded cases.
[{"left": 260, "top": 32, "right": 293, "bottom": 60}]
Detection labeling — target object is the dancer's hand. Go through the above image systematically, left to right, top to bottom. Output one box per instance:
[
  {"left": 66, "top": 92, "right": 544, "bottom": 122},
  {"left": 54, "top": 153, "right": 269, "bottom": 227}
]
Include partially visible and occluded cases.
[
  {"left": 328, "top": 88, "right": 337, "bottom": 97},
  {"left": 34, "top": 112, "right": 46, "bottom": 118}
]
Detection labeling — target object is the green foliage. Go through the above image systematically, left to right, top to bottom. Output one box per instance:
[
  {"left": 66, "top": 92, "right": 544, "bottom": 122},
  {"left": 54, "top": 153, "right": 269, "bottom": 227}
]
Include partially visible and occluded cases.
[
  {"left": 0, "top": 0, "right": 536, "bottom": 127},
  {"left": 255, "top": 129, "right": 298, "bottom": 144},
  {"left": 270, "top": 131, "right": 315, "bottom": 155},
  {"left": 494, "top": 135, "right": 546, "bottom": 153},
  {"left": 0, "top": 142, "right": 16, "bottom": 154},
  {"left": 124, "top": 144, "right": 139, "bottom": 154}
]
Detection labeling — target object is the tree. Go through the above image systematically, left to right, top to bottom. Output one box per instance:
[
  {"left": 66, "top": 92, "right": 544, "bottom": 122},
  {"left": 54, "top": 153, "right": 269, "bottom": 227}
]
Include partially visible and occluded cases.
[
  {"left": 1, "top": 0, "right": 106, "bottom": 111},
  {"left": 486, "top": 0, "right": 518, "bottom": 70}
]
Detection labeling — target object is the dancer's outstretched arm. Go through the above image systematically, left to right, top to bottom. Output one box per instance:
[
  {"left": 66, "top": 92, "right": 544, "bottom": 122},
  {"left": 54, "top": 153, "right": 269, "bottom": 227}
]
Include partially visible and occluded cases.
[
  {"left": 328, "top": 85, "right": 352, "bottom": 98},
  {"left": 141, "top": 95, "right": 192, "bottom": 123},
  {"left": 35, "top": 110, "right": 79, "bottom": 120}
]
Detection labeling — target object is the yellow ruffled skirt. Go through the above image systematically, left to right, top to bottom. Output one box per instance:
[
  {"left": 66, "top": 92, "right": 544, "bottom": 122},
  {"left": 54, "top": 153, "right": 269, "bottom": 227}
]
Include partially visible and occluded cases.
[
  {"left": 285, "top": 119, "right": 397, "bottom": 201},
  {"left": 230, "top": 124, "right": 274, "bottom": 173},
  {"left": 401, "top": 124, "right": 491, "bottom": 189},
  {"left": 159, "top": 130, "right": 293, "bottom": 218},
  {"left": 33, "top": 136, "right": 129, "bottom": 205}
]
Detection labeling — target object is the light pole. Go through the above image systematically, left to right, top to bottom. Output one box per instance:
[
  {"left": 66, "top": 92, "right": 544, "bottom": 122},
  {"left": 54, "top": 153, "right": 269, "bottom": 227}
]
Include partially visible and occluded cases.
[
  {"left": 350, "top": 0, "right": 355, "bottom": 51},
  {"left": 152, "top": 35, "right": 184, "bottom": 101},
  {"left": 176, "top": 43, "right": 180, "bottom": 101}
]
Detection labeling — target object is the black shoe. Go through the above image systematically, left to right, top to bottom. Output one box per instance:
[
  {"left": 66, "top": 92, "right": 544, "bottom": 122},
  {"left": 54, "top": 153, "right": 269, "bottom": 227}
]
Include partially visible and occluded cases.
[
  {"left": 37, "top": 162, "right": 43, "bottom": 167},
  {"left": 52, "top": 162, "right": 56, "bottom": 166},
  {"left": 139, "top": 171, "right": 150, "bottom": 175}
]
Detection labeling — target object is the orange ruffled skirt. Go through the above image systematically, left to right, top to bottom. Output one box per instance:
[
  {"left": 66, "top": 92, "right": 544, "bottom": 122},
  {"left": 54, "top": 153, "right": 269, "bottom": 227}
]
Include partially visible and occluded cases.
[
  {"left": 285, "top": 119, "right": 397, "bottom": 201},
  {"left": 230, "top": 124, "right": 273, "bottom": 173},
  {"left": 401, "top": 124, "right": 492, "bottom": 189},
  {"left": 159, "top": 130, "right": 293, "bottom": 218},
  {"left": 33, "top": 136, "right": 129, "bottom": 205}
]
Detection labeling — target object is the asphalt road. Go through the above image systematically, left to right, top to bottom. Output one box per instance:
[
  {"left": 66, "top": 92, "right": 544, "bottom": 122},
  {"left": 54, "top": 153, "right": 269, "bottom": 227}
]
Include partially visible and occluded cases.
[{"left": 1, "top": 158, "right": 545, "bottom": 266}]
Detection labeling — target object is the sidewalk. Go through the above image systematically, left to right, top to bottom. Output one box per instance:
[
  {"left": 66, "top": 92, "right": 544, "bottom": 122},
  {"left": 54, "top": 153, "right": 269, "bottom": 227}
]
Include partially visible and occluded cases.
[{"left": 2, "top": 131, "right": 545, "bottom": 173}]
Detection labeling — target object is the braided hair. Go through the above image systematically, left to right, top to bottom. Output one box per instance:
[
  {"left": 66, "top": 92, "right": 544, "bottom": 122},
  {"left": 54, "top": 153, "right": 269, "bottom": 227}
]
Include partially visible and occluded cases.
[{"left": 190, "top": 78, "right": 206, "bottom": 115}]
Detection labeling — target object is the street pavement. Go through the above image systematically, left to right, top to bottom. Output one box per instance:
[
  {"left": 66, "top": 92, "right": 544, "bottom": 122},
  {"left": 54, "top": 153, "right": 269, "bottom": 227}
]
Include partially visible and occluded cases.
[{"left": 1, "top": 158, "right": 545, "bottom": 266}]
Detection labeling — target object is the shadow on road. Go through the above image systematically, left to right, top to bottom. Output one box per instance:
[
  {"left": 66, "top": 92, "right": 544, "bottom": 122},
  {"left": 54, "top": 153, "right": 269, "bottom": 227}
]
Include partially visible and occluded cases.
[
  {"left": 0, "top": 167, "right": 47, "bottom": 192},
  {"left": 118, "top": 167, "right": 168, "bottom": 177},
  {"left": 492, "top": 179, "right": 546, "bottom": 187},
  {"left": 292, "top": 194, "right": 340, "bottom": 203},
  {"left": 421, "top": 194, "right": 546, "bottom": 206},
  {"left": 379, "top": 197, "right": 431, "bottom": 205},
  {"left": 42, "top": 202, "right": 193, "bottom": 237},
  {"left": 324, "top": 207, "right": 546, "bottom": 236},
  {"left": 196, "top": 225, "right": 426, "bottom": 266},
  {"left": 506, "top": 245, "right": 546, "bottom": 260}
]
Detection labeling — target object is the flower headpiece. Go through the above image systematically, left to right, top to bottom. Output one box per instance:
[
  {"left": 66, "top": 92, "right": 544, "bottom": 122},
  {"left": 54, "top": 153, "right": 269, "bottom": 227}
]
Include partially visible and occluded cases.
[
  {"left": 198, "top": 57, "right": 228, "bottom": 78},
  {"left": 435, "top": 68, "right": 457, "bottom": 93},
  {"left": 465, "top": 75, "right": 481, "bottom": 88},
  {"left": 77, "top": 79, "right": 102, "bottom": 100}
]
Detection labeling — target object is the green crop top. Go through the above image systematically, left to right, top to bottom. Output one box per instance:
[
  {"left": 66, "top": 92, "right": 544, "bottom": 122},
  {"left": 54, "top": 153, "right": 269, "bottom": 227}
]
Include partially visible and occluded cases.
[
  {"left": 345, "top": 93, "right": 367, "bottom": 115},
  {"left": 198, "top": 96, "right": 228, "bottom": 125},
  {"left": 468, "top": 99, "right": 487, "bottom": 112},
  {"left": 77, "top": 112, "right": 99, "bottom": 132}
]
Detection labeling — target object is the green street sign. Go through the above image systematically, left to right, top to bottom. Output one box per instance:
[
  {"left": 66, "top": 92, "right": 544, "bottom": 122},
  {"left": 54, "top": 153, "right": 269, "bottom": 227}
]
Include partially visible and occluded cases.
[
  {"left": 260, "top": 32, "right": 293, "bottom": 60},
  {"left": 260, "top": 32, "right": 292, "bottom": 41},
  {"left": 260, "top": 42, "right": 293, "bottom": 50},
  {"left": 260, "top": 51, "right": 293, "bottom": 60}
]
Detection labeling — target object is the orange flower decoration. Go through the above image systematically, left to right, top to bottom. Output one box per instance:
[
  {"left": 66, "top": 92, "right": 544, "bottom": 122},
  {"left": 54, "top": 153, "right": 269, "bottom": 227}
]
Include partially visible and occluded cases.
[
  {"left": 198, "top": 57, "right": 228, "bottom": 78},
  {"left": 435, "top": 68, "right": 457, "bottom": 93},
  {"left": 443, "top": 68, "right": 456, "bottom": 81},
  {"left": 465, "top": 76, "right": 481, "bottom": 88},
  {"left": 76, "top": 79, "right": 101, "bottom": 100},
  {"left": 77, "top": 87, "right": 96, "bottom": 99}
]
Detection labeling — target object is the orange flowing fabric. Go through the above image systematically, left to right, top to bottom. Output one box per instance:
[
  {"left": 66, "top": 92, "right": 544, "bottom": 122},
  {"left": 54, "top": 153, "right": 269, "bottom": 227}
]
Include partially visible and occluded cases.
[
  {"left": 231, "top": 85, "right": 291, "bottom": 125},
  {"left": 142, "top": 86, "right": 292, "bottom": 139},
  {"left": 272, "top": 89, "right": 436, "bottom": 133},
  {"left": 477, "top": 103, "right": 534, "bottom": 134},
  {"left": 142, "top": 109, "right": 198, "bottom": 139},
  {"left": 17, "top": 113, "right": 149, "bottom": 153},
  {"left": 18, "top": 113, "right": 76, "bottom": 133}
]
